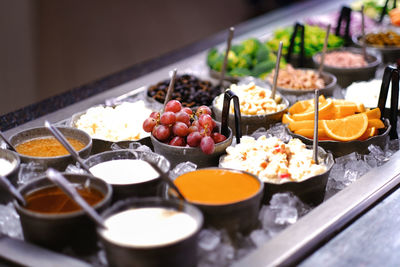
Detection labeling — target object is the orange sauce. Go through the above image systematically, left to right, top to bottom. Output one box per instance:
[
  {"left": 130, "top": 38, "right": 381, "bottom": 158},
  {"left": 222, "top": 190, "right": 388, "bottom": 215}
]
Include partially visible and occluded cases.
[
  {"left": 16, "top": 137, "right": 85, "bottom": 157},
  {"left": 174, "top": 169, "right": 260, "bottom": 205},
  {"left": 25, "top": 185, "right": 104, "bottom": 214}
]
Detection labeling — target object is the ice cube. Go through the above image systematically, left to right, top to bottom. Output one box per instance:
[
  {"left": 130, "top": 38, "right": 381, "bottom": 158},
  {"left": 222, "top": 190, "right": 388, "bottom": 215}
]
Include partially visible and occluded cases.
[
  {"left": 169, "top": 161, "right": 197, "bottom": 180},
  {"left": 18, "top": 162, "right": 47, "bottom": 186},
  {"left": 65, "top": 164, "right": 86, "bottom": 174},
  {"left": 0, "top": 203, "right": 22, "bottom": 239},
  {"left": 198, "top": 229, "right": 221, "bottom": 251},
  {"left": 249, "top": 229, "right": 271, "bottom": 247}
]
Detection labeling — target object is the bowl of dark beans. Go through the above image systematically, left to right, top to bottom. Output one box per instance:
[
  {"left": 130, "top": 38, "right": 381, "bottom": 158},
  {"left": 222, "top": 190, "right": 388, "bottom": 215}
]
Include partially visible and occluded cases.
[{"left": 147, "top": 74, "right": 222, "bottom": 108}]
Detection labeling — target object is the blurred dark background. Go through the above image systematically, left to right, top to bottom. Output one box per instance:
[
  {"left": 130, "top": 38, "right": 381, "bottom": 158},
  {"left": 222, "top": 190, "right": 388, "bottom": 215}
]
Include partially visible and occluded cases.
[{"left": 0, "top": 0, "right": 298, "bottom": 116}]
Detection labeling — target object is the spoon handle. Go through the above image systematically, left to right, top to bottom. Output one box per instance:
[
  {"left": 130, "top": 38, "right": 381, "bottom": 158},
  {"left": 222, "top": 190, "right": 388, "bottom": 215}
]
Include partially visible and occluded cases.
[
  {"left": 317, "top": 24, "right": 331, "bottom": 78},
  {"left": 271, "top": 41, "right": 283, "bottom": 100},
  {"left": 163, "top": 68, "right": 178, "bottom": 107},
  {"left": 313, "top": 89, "right": 319, "bottom": 165},
  {"left": 44, "top": 121, "right": 91, "bottom": 173},
  {"left": 0, "top": 131, "right": 17, "bottom": 152},
  {"left": 46, "top": 169, "right": 106, "bottom": 229},
  {"left": 0, "top": 175, "right": 26, "bottom": 206}
]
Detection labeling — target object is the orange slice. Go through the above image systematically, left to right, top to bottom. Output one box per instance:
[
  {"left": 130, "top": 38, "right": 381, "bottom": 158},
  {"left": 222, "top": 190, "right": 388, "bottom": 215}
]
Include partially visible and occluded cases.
[
  {"left": 288, "top": 95, "right": 326, "bottom": 115},
  {"left": 292, "top": 99, "right": 334, "bottom": 121},
  {"left": 356, "top": 103, "right": 366, "bottom": 113},
  {"left": 333, "top": 104, "right": 358, "bottom": 118},
  {"left": 365, "top": 108, "right": 381, "bottom": 120},
  {"left": 321, "top": 113, "right": 368, "bottom": 141},
  {"left": 282, "top": 114, "right": 295, "bottom": 124},
  {"left": 368, "top": 119, "right": 385, "bottom": 129},
  {"left": 288, "top": 120, "right": 323, "bottom": 131},
  {"left": 358, "top": 127, "right": 378, "bottom": 141},
  {"left": 294, "top": 128, "right": 328, "bottom": 139}
]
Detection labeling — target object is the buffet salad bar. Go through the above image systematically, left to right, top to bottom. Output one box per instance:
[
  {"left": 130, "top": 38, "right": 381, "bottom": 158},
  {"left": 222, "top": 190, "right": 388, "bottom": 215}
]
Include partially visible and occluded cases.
[{"left": 1, "top": 0, "right": 400, "bottom": 266}]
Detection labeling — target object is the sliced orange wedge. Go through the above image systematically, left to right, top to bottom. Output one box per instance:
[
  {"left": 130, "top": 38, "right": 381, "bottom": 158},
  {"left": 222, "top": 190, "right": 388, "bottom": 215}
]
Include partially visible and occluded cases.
[
  {"left": 292, "top": 99, "right": 334, "bottom": 121},
  {"left": 333, "top": 104, "right": 358, "bottom": 118},
  {"left": 365, "top": 108, "right": 381, "bottom": 120},
  {"left": 321, "top": 113, "right": 368, "bottom": 141},
  {"left": 282, "top": 114, "right": 295, "bottom": 124},
  {"left": 368, "top": 119, "right": 385, "bottom": 129},
  {"left": 358, "top": 127, "right": 378, "bottom": 141},
  {"left": 294, "top": 128, "right": 328, "bottom": 139}
]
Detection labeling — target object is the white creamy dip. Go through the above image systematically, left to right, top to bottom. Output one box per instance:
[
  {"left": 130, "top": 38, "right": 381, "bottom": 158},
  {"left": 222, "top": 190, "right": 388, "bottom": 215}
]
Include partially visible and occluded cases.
[
  {"left": 0, "top": 158, "right": 14, "bottom": 176},
  {"left": 89, "top": 159, "right": 159, "bottom": 185},
  {"left": 101, "top": 207, "right": 198, "bottom": 247}
]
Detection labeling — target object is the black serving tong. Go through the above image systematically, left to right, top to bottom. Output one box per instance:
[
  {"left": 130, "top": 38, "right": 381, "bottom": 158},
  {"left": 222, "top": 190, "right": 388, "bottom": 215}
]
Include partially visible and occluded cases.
[
  {"left": 379, "top": 0, "right": 397, "bottom": 23},
  {"left": 335, "top": 6, "right": 352, "bottom": 45},
  {"left": 286, "top": 22, "right": 305, "bottom": 68},
  {"left": 378, "top": 65, "right": 399, "bottom": 139},
  {"left": 221, "top": 90, "right": 242, "bottom": 144}
]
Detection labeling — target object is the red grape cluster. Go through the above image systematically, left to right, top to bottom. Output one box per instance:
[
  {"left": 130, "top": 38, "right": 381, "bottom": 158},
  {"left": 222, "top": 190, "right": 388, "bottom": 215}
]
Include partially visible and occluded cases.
[{"left": 143, "top": 100, "right": 227, "bottom": 154}]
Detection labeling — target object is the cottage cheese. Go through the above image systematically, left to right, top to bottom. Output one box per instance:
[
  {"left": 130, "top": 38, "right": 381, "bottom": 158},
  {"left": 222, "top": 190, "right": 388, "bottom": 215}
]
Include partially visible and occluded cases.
[
  {"left": 215, "top": 83, "right": 286, "bottom": 116},
  {"left": 75, "top": 101, "right": 152, "bottom": 142},
  {"left": 220, "top": 136, "right": 326, "bottom": 183},
  {"left": 0, "top": 158, "right": 14, "bottom": 176}
]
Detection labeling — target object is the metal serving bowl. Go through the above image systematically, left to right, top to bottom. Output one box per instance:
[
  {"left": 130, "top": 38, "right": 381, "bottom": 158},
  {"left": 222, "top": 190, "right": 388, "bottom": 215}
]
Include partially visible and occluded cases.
[
  {"left": 353, "top": 33, "right": 400, "bottom": 63},
  {"left": 313, "top": 47, "right": 381, "bottom": 87},
  {"left": 266, "top": 68, "right": 337, "bottom": 96},
  {"left": 212, "top": 93, "right": 289, "bottom": 135},
  {"left": 70, "top": 107, "right": 152, "bottom": 154},
  {"left": 287, "top": 118, "right": 391, "bottom": 158},
  {"left": 150, "top": 125, "right": 233, "bottom": 168},
  {"left": 9, "top": 126, "right": 92, "bottom": 170},
  {"left": 219, "top": 143, "right": 334, "bottom": 206},
  {"left": 0, "top": 149, "right": 20, "bottom": 204},
  {"left": 84, "top": 149, "right": 170, "bottom": 202},
  {"left": 172, "top": 168, "right": 264, "bottom": 234},
  {"left": 14, "top": 173, "right": 112, "bottom": 254},
  {"left": 98, "top": 197, "right": 203, "bottom": 267}
]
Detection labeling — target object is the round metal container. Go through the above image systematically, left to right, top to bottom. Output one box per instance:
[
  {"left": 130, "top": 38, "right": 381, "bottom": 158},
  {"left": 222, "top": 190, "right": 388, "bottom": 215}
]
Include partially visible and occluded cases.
[
  {"left": 353, "top": 34, "right": 400, "bottom": 63},
  {"left": 313, "top": 47, "right": 381, "bottom": 87},
  {"left": 267, "top": 69, "right": 337, "bottom": 96},
  {"left": 212, "top": 93, "right": 289, "bottom": 135},
  {"left": 70, "top": 108, "right": 152, "bottom": 154},
  {"left": 9, "top": 126, "right": 92, "bottom": 170},
  {"left": 150, "top": 126, "right": 232, "bottom": 168},
  {"left": 261, "top": 146, "right": 334, "bottom": 206},
  {"left": 0, "top": 149, "right": 20, "bottom": 204},
  {"left": 84, "top": 150, "right": 170, "bottom": 202},
  {"left": 173, "top": 168, "right": 264, "bottom": 234},
  {"left": 14, "top": 173, "right": 112, "bottom": 254},
  {"left": 98, "top": 197, "right": 203, "bottom": 267}
]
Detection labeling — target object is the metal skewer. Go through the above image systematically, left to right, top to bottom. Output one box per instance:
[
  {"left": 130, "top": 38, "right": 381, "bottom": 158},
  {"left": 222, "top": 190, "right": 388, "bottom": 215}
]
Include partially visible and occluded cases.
[
  {"left": 360, "top": 5, "right": 367, "bottom": 61},
  {"left": 317, "top": 24, "right": 331, "bottom": 78},
  {"left": 219, "top": 27, "right": 235, "bottom": 91},
  {"left": 271, "top": 41, "right": 283, "bottom": 100},
  {"left": 163, "top": 68, "right": 177, "bottom": 107},
  {"left": 313, "top": 89, "right": 320, "bottom": 165}
]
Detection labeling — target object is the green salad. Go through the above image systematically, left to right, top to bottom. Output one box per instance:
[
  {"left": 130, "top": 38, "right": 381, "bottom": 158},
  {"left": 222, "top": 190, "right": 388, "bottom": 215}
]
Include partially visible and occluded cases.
[
  {"left": 351, "top": 0, "right": 395, "bottom": 19},
  {"left": 266, "top": 25, "right": 344, "bottom": 58},
  {"left": 207, "top": 38, "right": 285, "bottom": 79}
]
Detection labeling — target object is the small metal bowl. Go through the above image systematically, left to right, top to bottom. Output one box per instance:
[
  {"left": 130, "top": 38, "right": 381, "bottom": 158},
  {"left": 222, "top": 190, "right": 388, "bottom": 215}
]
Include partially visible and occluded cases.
[
  {"left": 353, "top": 34, "right": 400, "bottom": 63},
  {"left": 313, "top": 47, "right": 381, "bottom": 87},
  {"left": 266, "top": 69, "right": 337, "bottom": 96},
  {"left": 212, "top": 93, "right": 289, "bottom": 135},
  {"left": 70, "top": 107, "right": 152, "bottom": 154},
  {"left": 287, "top": 118, "right": 391, "bottom": 158},
  {"left": 9, "top": 126, "right": 92, "bottom": 170},
  {"left": 150, "top": 126, "right": 233, "bottom": 168},
  {"left": 219, "top": 143, "right": 334, "bottom": 206},
  {"left": 262, "top": 146, "right": 333, "bottom": 205},
  {"left": 0, "top": 149, "right": 20, "bottom": 204},
  {"left": 84, "top": 150, "right": 170, "bottom": 202},
  {"left": 173, "top": 168, "right": 264, "bottom": 234},
  {"left": 14, "top": 173, "right": 112, "bottom": 254},
  {"left": 98, "top": 197, "right": 203, "bottom": 267}
]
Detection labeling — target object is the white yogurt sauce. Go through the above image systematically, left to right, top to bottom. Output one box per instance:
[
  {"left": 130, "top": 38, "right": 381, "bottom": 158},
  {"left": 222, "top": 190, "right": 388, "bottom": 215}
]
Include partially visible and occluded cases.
[
  {"left": 0, "top": 158, "right": 14, "bottom": 176},
  {"left": 89, "top": 159, "right": 159, "bottom": 185},
  {"left": 101, "top": 207, "right": 198, "bottom": 247}
]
